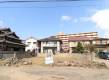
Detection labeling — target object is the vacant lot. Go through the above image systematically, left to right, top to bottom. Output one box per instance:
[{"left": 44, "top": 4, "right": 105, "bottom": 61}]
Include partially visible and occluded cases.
[
  {"left": 0, "top": 53, "right": 109, "bottom": 80},
  {"left": 29, "top": 53, "right": 92, "bottom": 66}
]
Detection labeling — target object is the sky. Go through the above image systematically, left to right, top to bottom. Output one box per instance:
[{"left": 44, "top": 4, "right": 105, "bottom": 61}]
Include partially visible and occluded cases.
[{"left": 0, "top": 0, "right": 109, "bottom": 39}]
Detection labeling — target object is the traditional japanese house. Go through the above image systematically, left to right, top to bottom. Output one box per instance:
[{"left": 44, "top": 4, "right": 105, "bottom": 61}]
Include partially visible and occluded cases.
[{"left": 0, "top": 28, "right": 25, "bottom": 51}]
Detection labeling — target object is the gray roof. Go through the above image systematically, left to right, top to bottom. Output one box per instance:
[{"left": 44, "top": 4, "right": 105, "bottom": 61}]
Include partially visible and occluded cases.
[
  {"left": 0, "top": 27, "right": 10, "bottom": 31},
  {"left": 26, "top": 36, "right": 37, "bottom": 41},
  {"left": 39, "top": 36, "right": 61, "bottom": 41},
  {"left": 94, "top": 38, "right": 109, "bottom": 40}
]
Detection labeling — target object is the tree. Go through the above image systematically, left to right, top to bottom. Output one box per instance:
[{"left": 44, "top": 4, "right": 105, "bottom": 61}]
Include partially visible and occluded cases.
[
  {"left": 76, "top": 42, "right": 84, "bottom": 54},
  {"left": 84, "top": 42, "right": 95, "bottom": 62},
  {"left": 85, "top": 44, "right": 95, "bottom": 53}
]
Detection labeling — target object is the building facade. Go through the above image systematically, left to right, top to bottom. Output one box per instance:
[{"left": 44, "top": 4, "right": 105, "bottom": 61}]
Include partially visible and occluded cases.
[
  {"left": 0, "top": 28, "right": 25, "bottom": 51},
  {"left": 25, "top": 32, "right": 109, "bottom": 54},
  {"left": 56, "top": 32, "right": 109, "bottom": 53},
  {"left": 56, "top": 32, "right": 69, "bottom": 52},
  {"left": 56, "top": 32, "right": 98, "bottom": 52},
  {"left": 69, "top": 32, "right": 98, "bottom": 38},
  {"left": 39, "top": 36, "right": 62, "bottom": 54},
  {"left": 69, "top": 36, "right": 109, "bottom": 53},
  {"left": 69, "top": 36, "right": 93, "bottom": 53},
  {"left": 25, "top": 37, "right": 38, "bottom": 52},
  {"left": 93, "top": 38, "right": 109, "bottom": 51}
]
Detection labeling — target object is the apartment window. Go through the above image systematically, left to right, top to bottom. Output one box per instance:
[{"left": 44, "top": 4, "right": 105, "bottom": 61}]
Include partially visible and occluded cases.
[
  {"left": 96, "top": 40, "right": 100, "bottom": 44},
  {"left": 101, "top": 40, "right": 107, "bottom": 44}
]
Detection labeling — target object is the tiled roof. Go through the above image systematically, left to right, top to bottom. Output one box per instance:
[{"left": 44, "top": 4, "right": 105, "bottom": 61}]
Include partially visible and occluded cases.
[
  {"left": 0, "top": 27, "right": 10, "bottom": 31},
  {"left": 26, "top": 36, "right": 37, "bottom": 41},
  {"left": 39, "top": 36, "right": 61, "bottom": 41},
  {"left": 69, "top": 36, "right": 94, "bottom": 41},
  {"left": 94, "top": 38, "right": 109, "bottom": 40},
  {"left": 0, "top": 40, "right": 25, "bottom": 46}
]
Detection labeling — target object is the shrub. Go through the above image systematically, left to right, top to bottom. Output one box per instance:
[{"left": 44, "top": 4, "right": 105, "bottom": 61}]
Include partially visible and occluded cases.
[{"left": 75, "top": 42, "right": 85, "bottom": 54}]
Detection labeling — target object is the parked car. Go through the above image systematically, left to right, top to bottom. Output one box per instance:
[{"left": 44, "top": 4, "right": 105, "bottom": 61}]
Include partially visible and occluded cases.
[{"left": 97, "top": 51, "right": 109, "bottom": 59}]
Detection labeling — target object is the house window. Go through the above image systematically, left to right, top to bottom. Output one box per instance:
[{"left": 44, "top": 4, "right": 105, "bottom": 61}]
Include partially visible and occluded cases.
[
  {"left": 102, "top": 40, "right": 107, "bottom": 44},
  {"left": 27, "top": 42, "right": 31, "bottom": 45},
  {"left": 33, "top": 42, "right": 36, "bottom": 44},
  {"left": 54, "top": 42, "right": 57, "bottom": 44}
]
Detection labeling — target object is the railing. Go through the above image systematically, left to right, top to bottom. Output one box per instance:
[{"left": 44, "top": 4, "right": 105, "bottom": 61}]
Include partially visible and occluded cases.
[
  {"left": 95, "top": 43, "right": 108, "bottom": 45},
  {"left": 43, "top": 44, "right": 57, "bottom": 47}
]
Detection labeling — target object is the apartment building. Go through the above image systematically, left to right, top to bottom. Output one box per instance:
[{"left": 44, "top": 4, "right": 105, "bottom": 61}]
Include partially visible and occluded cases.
[
  {"left": 56, "top": 32, "right": 69, "bottom": 52},
  {"left": 56, "top": 32, "right": 99, "bottom": 52},
  {"left": 57, "top": 32, "right": 109, "bottom": 53},
  {"left": 69, "top": 32, "right": 98, "bottom": 38}
]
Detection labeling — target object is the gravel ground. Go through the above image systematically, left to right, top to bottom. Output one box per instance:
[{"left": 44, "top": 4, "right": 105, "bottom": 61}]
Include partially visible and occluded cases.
[{"left": 0, "top": 66, "right": 109, "bottom": 80}]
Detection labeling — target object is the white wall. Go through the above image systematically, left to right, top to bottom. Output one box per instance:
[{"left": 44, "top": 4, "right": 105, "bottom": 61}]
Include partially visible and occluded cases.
[
  {"left": 25, "top": 37, "right": 38, "bottom": 52},
  {"left": 41, "top": 41, "right": 61, "bottom": 53},
  {"left": 57, "top": 41, "right": 60, "bottom": 52}
]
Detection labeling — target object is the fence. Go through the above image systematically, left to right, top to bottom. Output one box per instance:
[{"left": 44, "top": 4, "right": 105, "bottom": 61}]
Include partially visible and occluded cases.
[{"left": 0, "top": 51, "right": 37, "bottom": 59}]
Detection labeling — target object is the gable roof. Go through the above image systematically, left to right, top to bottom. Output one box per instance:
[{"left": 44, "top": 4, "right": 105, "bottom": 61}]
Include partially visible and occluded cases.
[
  {"left": 0, "top": 27, "right": 11, "bottom": 31},
  {"left": 39, "top": 36, "right": 61, "bottom": 41},
  {"left": 69, "top": 36, "right": 94, "bottom": 41},
  {"left": 26, "top": 37, "right": 37, "bottom": 41},
  {"left": 94, "top": 38, "right": 109, "bottom": 40}
]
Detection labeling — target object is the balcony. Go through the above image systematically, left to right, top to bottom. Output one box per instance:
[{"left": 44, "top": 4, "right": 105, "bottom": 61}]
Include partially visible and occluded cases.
[{"left": 43, "top": 43, "right": 57, "bottom": 47}]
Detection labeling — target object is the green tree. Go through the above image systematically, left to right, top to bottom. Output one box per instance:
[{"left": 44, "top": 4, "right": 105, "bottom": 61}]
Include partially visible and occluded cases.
[{"left": 76, "top": 42, "right": 84, "bottom": 54}]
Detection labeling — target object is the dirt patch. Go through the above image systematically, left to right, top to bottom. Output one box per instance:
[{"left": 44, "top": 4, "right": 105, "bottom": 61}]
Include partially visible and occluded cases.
[
  {"left": 54, "top": 60, "right": 108, "bottom": 69},
  {"left": 1, "top": 66, "right": 109, "bottom": 80},
  {"left": 0, "top": 75, "right": 11, "bottom": 80},
  {"left": 38, "top": 75, "right": 67, "bottom": 80}
]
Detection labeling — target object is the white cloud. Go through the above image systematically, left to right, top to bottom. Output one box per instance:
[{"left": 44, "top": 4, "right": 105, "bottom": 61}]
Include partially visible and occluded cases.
[
  {"left": 91, "top": 9, "right": 109, "bottom": 37},
  {"left": 91, "top": 9, "right": 109, "bottom": 30},
  {"left": 60, "top": 15, "right": 90, "bottom": 23},
  {"left": 61, "top": 15, "right": 72, "bottom": 21},
  {"left": 72, "top": 17, "right": 91, "bottom": 23},
  {"left": 79, "top": 17, "right": 91, "bottom": 22}
]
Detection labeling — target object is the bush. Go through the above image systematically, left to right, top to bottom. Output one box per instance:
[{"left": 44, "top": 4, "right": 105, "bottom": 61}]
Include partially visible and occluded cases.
[{"left": 75, "top": 42, "right": 85, "bottom": 54}]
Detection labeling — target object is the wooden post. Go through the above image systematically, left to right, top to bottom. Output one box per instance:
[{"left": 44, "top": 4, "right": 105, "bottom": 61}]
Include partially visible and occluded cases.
[{"left": 14, "top": 52, "right": 16, "bottom": 58}]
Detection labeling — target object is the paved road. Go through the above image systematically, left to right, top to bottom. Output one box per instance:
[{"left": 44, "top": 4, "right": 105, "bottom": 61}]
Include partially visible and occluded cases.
[{"left": 0, "top": 66, "right": 109, "bottom": 80}]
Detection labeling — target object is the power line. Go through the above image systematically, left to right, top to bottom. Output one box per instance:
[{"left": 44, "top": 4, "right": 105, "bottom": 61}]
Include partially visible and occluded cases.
[
  {"left": 0, "top": 0, "right": 95, "bottom": 3},
  {"left": 0, "top": 0, "right": 97, "bottom": 8},
  {"left": 0, "top": 0, "right": 47, "bottom": 3},
  {"left": 0, "top": 4, "right": 96, "bottom": 8}
]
